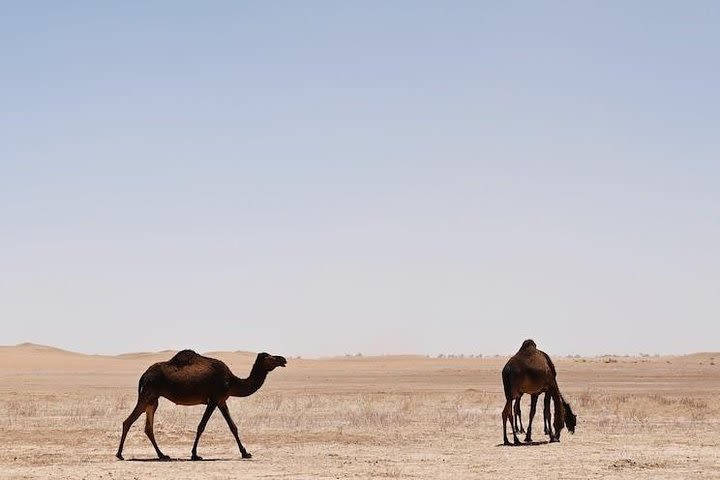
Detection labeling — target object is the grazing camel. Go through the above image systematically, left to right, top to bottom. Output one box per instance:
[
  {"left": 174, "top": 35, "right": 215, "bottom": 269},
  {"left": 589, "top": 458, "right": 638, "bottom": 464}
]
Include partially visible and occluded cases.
[
  {"left": 501, "top": 339, "right": 576, "bottom": 445},
  {"left": 116, "top": 350, "right": 287, "bottom": 461}
]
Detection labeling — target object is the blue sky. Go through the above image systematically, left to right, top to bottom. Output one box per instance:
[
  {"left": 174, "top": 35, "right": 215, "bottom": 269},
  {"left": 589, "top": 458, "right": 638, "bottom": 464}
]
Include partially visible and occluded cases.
[{"left": 2, "top": 2, "right": 719, "bottom": 356}]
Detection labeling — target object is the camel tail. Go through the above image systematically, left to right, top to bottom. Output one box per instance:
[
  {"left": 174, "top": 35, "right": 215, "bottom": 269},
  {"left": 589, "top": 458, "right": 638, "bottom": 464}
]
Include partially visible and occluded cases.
[
  {"left": 501, "top": 364, "right": 513, "bottom": 401},
  {"left": 138, "top": 371, "right": 149, "bottom": 396}
]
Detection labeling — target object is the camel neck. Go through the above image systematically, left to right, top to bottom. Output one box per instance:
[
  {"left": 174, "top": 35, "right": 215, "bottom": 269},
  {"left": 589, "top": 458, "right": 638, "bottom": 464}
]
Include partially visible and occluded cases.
[{"left": 229, "top": 362, "right": 268, "bottom": 397}]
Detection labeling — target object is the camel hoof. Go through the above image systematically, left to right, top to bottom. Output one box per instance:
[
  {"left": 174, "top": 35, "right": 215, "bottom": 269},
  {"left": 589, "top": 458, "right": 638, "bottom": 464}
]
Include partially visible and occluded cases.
[
  {"left": 524, "top": 437, "right": 532, "bottom": 443},
  {"left": 550, "top": 437, "right": 559, "bottom": 443},
  {"left": 513, "top": 439, "right": 522, "bottom": 446},
  {"left": 503, "top": 440, "right": 512, "bottom": 446},
  {"left": 242, "top": 452, "right": 252, "bottom": 459},
  {"left": 116, "top": 453, "right": 124, "bottom": 461},
  {"left": 159, "top": 454, "right": 171, "bottom": 461},
  {"left": 191, "top": 455, "right": 203, "bottom": 461}
]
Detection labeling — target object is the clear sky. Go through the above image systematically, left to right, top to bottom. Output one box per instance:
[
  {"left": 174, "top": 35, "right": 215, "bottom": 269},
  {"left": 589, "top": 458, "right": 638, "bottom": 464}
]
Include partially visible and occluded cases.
[{"left": 2, "top": 2, "right": 719, "bottom": 357}]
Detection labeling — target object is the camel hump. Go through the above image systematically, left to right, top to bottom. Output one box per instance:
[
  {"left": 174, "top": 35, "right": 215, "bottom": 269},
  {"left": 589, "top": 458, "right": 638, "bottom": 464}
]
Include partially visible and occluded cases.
[
  {"left": 519, "top": 339, "right": 537, "bottom": 351},
  {"left": 168, "top": 349, "right": 201, "bottom": 367}
]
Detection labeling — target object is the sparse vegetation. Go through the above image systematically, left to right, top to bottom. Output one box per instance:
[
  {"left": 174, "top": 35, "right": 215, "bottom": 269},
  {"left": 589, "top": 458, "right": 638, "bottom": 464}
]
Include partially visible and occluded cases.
[{"left": 1, "top": 350, "right": 719, "bottom": 478}]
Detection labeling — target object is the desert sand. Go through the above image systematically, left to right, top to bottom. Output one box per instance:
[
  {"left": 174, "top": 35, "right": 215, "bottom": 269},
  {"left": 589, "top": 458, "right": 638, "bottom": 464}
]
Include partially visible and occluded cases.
[{"left": 0, "top": 343, "right": 719, "bottom": 479}]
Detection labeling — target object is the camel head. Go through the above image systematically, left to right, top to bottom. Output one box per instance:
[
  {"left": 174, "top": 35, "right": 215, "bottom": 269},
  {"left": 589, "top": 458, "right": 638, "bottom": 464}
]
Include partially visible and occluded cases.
[
  {"left": 256, "top": 352, "right": 287, "bottom": 372},
  {"left": 563, "top": 399, "right": 577, "bottom": 434}
]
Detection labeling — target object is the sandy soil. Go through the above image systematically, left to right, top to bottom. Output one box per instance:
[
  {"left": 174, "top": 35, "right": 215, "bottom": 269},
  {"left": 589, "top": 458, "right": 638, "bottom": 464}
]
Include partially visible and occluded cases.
[{"left": 1, "top": 343, "right": 719, "bottom": 479}]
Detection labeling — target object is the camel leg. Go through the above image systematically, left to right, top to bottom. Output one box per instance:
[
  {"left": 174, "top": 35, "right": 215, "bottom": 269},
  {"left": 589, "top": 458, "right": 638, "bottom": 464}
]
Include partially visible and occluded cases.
[
  {"left": 549, "top": 388, "right": 564, "bottom": 442},
  {"left": 525, "top": 393, "right": 538, "bottom": 443},
  {"left": 543, "top": 393, "right": 552, "bottom": 437},
  {"left": 514, "top": 396, "right": 525, "bottom": 433},
  {"left": 116, "top": 398, "right": 148, "bottom": 460},
  {"left": 502, "top": 398, "right": 520, "bottom": 445},
  {"left": 144, "top": 400, "right": 169, "bottom": 460},
  {"left": 218, "top": 400, "right": 252, "bottom": 459},
  {"left": 191, "top": 402, "right": 217, "bottom": 460}
]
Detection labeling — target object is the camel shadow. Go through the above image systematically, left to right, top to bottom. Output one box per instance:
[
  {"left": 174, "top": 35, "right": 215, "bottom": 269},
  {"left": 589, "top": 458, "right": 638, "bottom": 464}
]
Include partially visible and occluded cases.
[
  {"left": 496, "top": 440, "right": 550, "bottom": 447},
  {"left": 126, "top": 457, "right": 246, "bottom": 462}
]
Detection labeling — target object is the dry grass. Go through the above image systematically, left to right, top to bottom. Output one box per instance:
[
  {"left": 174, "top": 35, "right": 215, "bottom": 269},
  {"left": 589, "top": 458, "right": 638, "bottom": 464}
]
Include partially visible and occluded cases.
[
  {"left": 1, "top": 347, "right": 719, "bottom": 479},
  {"left": 3, "top": 389, "right": 715, "bottom": 443}
]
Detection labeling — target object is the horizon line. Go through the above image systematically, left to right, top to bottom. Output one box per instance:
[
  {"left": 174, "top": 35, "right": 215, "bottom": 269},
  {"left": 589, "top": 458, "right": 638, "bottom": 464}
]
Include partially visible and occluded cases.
[{"left": 3, "top": 342, "right": 717, "bottom": 360}]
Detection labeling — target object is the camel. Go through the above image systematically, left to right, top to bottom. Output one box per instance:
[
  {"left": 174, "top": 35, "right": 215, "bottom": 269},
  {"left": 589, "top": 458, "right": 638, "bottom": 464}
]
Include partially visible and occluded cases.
[
  {"left": 501, "top": 339, "right": 576, "bottom": 445},
  {"left": 116, "top": 350, "right": 286, "bottom": 461}
]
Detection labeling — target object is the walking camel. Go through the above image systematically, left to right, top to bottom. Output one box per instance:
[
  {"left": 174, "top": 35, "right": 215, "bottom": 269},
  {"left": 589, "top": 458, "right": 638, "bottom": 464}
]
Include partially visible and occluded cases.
[
  {"left": 501, "top": 339, "right": 576, "bottom": 445},
  {"left": 116, "top": 350, "right": 286, "bottom": 461}
]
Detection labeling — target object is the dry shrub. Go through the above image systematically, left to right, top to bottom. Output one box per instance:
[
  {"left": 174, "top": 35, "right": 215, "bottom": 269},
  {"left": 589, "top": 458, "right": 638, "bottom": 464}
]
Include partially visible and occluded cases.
[
  {"left": 575, "top": 389, "right": 595, "bottom": 408},
  {"left": 574, "top": 391, "right": 719, "bottom": 427},
  {"left": 346, "top": 394, "right": 409, "bottom": 428},
  {"left": 649, "top": 394, "right": 676, "bottom": 407},
  {"left": 679, "top": 397, "right": 707, "bottom": 409},
  {"left": 4, "top": 399, "right": 39, "bottom": 418}
]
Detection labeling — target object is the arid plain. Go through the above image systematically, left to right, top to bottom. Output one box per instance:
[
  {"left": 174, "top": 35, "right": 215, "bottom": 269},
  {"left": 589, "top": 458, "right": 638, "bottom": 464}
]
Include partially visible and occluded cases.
[{"left": 0, "top": 343, "right": 718, "bottom": 479}]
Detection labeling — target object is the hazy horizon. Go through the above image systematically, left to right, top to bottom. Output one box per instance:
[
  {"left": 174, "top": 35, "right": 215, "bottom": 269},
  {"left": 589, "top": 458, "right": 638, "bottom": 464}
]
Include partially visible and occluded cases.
[
  {"left": 3, "top": 3, "right": 719, "bottom": 358},
  {"left": 5, "top": 340, "right": 717, "bottom": 359}
]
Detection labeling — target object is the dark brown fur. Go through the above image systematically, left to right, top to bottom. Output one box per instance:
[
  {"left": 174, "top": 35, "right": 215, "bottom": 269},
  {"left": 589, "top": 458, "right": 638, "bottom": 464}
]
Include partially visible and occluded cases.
[
  {"left": 501, "top": 340, "right": 575, "bottom": 445},
  {"left": 116, "top": 350, "right": 286, "bottom": 461}
]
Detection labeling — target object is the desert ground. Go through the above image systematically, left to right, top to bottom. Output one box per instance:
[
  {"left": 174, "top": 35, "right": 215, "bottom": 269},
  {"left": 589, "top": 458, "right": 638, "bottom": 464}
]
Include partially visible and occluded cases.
[{"left": 0, "top": 343, "right": 718, "bottom": 479}]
